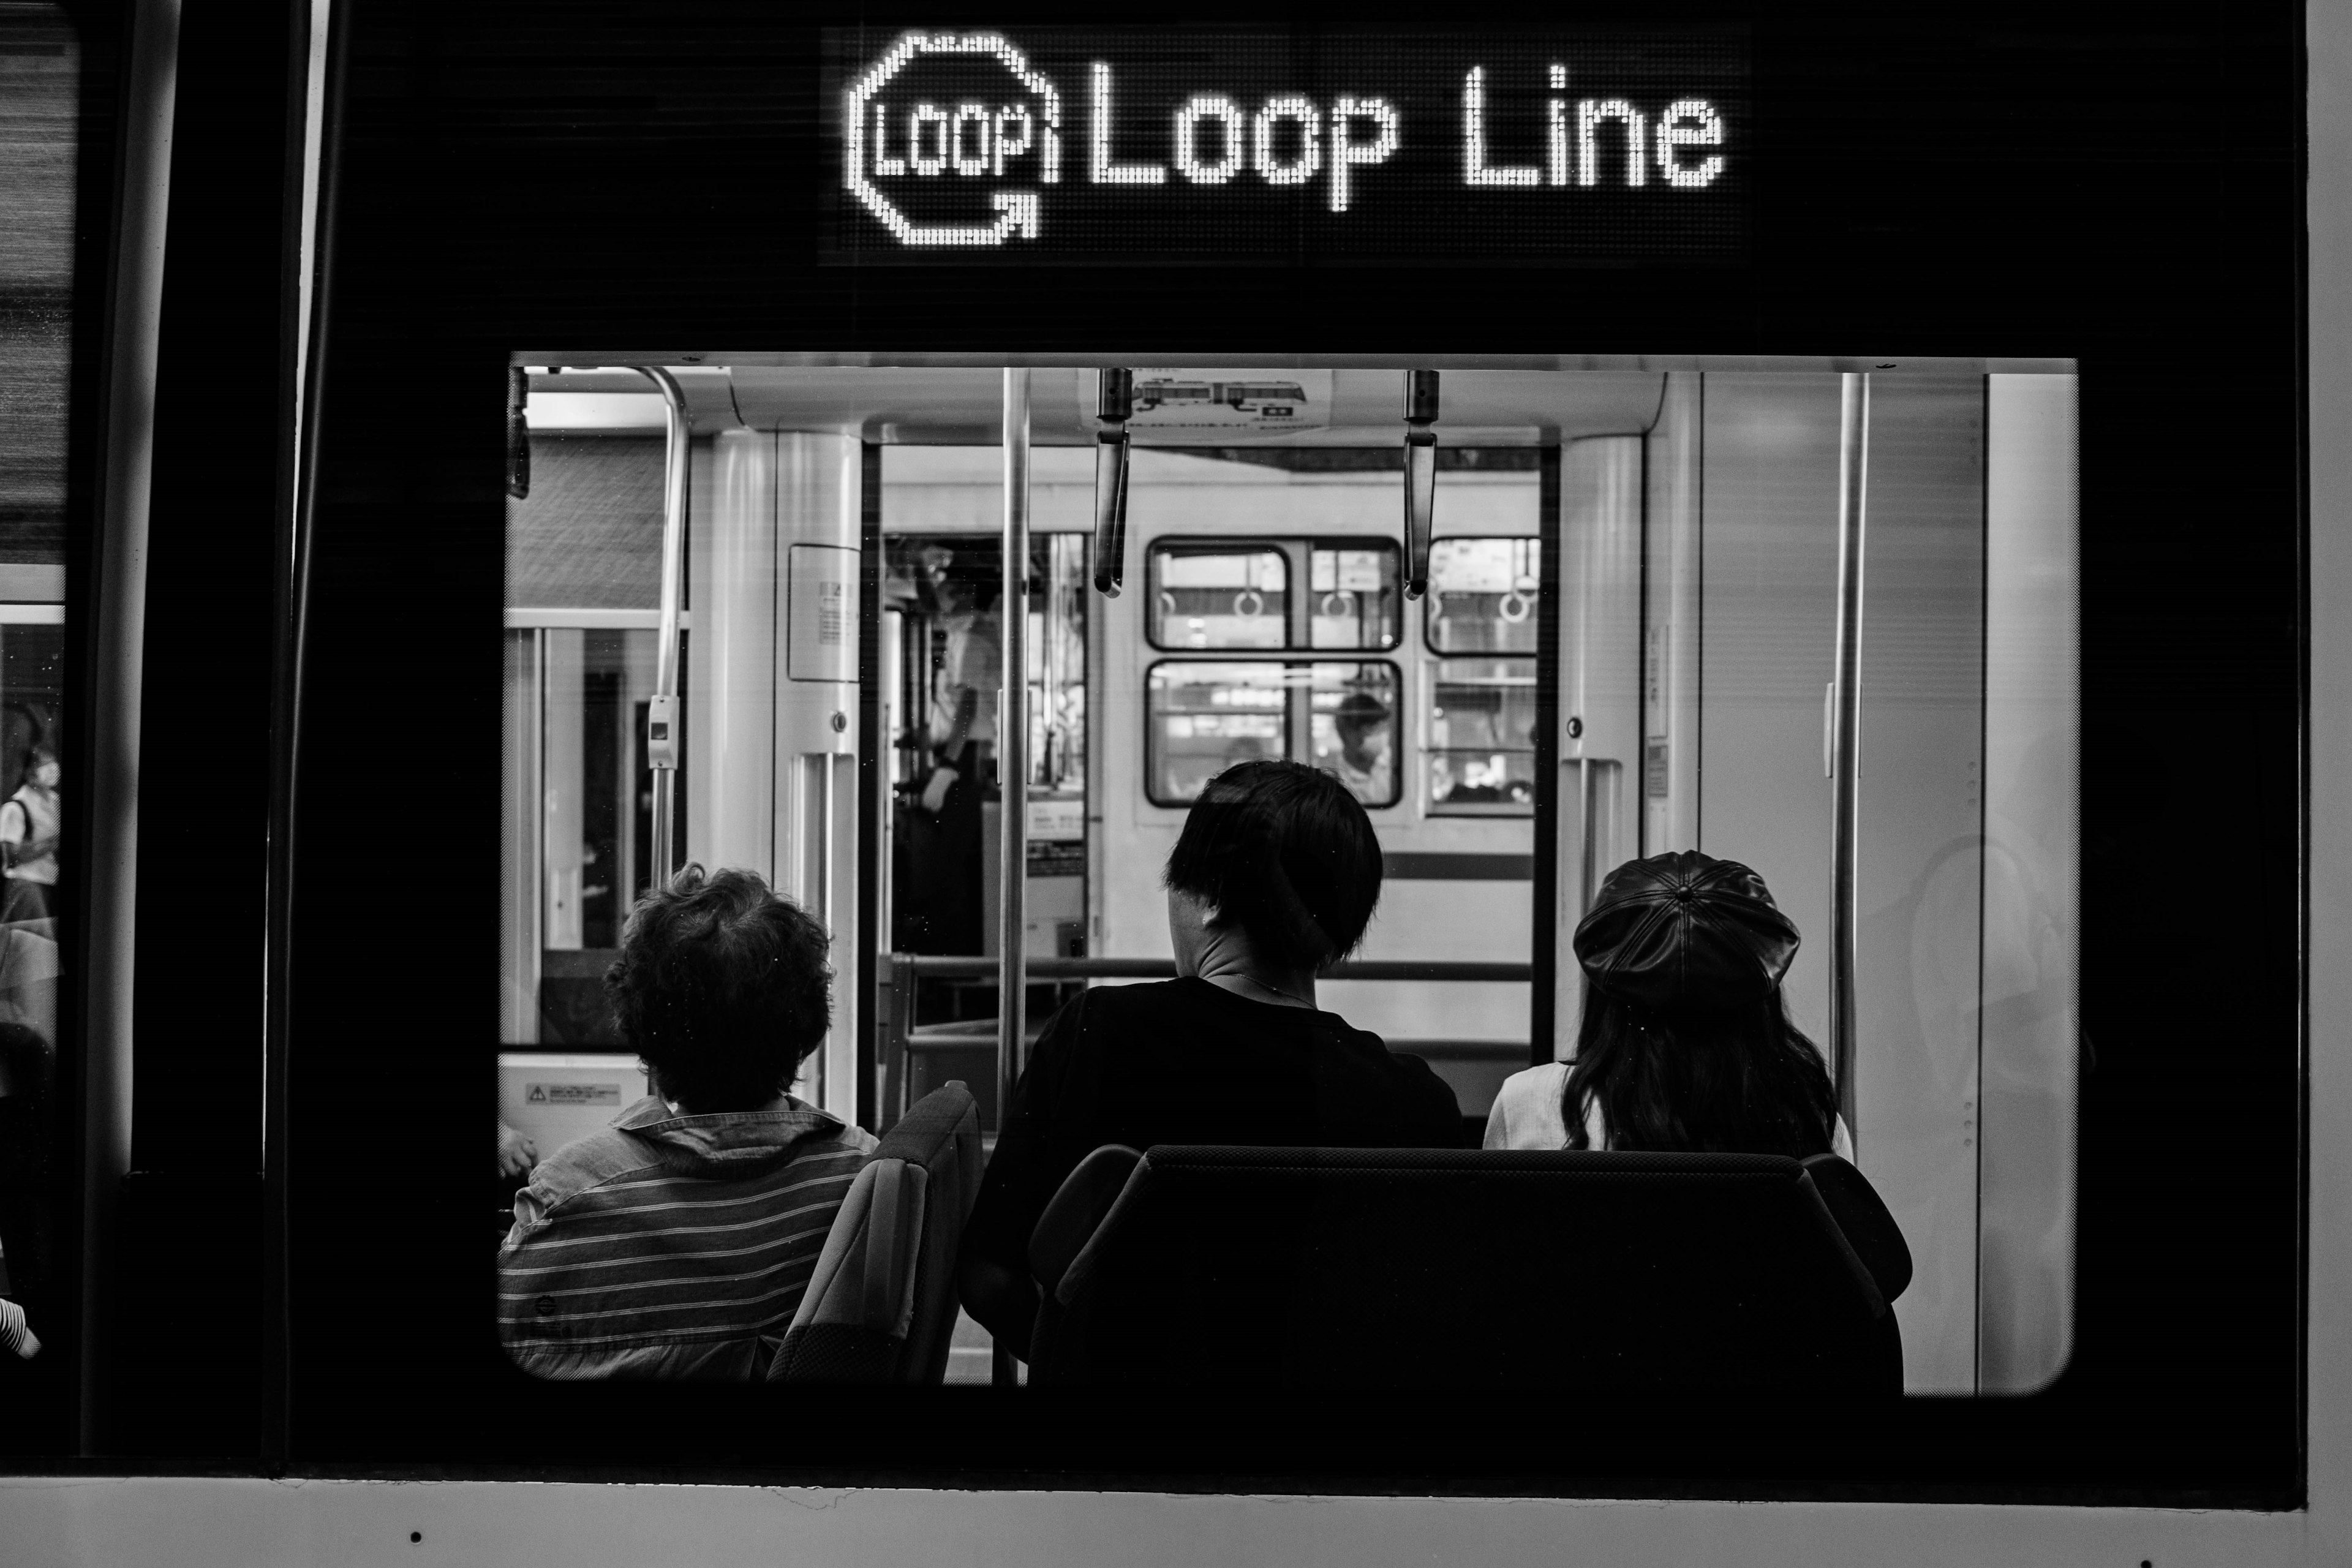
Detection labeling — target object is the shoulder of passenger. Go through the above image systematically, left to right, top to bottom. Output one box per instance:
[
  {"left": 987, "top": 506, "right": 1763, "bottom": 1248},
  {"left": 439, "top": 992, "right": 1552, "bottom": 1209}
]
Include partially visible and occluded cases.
[
  {"left": 1492, "top": 1060, "right": 1570, "bottom": 1109},
  {"left": 526, "top": 1125, "right": 664, "bottom": 1209}
]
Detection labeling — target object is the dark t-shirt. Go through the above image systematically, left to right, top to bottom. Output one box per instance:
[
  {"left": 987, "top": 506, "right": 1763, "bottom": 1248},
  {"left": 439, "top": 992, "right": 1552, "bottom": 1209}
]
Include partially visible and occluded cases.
[{"left": 960, "top": 976, "right": 1463, "bottom": 1339}]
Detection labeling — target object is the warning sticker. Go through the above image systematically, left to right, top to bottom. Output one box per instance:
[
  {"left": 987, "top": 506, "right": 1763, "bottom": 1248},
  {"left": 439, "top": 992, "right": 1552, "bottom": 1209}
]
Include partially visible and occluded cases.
[{"left": 524, "top": 1083, "right": 622, "bottom": 1107}]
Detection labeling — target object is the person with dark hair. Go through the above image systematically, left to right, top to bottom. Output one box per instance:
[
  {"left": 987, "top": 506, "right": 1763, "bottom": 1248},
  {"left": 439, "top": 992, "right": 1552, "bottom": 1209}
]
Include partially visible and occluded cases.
[
  {"left": 959, "top": 759, "right": 1463, "bottom": 1356},
  {"left": 1485, "top": 850, "right": 1852, "bottom": 1158},
  {"left": 497, "top": 865, "right": 875, "bottom": 1380}
]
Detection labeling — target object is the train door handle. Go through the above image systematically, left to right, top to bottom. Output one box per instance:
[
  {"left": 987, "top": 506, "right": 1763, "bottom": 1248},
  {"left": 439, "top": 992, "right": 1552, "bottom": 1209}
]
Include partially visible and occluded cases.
[{"left": 1092, "top": 368, "right": 1134, "bottom": 597}]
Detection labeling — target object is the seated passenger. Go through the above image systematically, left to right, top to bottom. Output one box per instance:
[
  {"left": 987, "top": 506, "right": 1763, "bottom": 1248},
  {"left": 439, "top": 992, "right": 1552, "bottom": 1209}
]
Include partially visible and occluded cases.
[
  {"left": 959, "top": 759, "right": 1463, "bottom": 1354},
  {"left": 1486, "top": 851, "right": 1853, "bottom": 1158},
  {"left": 498, "top": 866, "right": 875, "bottom": 1380}
]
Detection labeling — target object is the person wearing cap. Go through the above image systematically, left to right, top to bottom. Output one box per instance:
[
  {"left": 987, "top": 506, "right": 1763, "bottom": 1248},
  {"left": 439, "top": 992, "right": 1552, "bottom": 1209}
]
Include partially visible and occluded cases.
[
  {"left": 958, "top": 759, "right": 1463, "bottom": 1359},
  {"left": 1485, "top": 850, "right": 1853, "bottom": 1159}
]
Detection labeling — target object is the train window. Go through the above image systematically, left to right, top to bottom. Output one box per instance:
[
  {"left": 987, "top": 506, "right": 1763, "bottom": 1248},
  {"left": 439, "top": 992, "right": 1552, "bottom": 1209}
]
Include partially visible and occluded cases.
[
  {"left": 209, "top": 0, "right": 2307, "bottom": 1507},
  {"left": 0, "top": 1, "right": 77, "bottom": 1443},
  {"left": 480, "top": 366, "right": 2090, "bottom": 1417},
  {"left": 1027, "top": 533, "right": 1088, "bottom": 796},
  {"left": 1427, "top": 537, "right": 1540, "bottom": 655},
  {"left": 1147, "top": 541, "right": 1288, "bottom": 650},
  {"left": 1308, "top": 541, "right": 1401, "bottom": 649},
  {"left": 500, "top": 625, "right": 665, "bottom": 1045},
  {"left": 1427, "top": 659, "right": 1537, "bottom": 814},
  {"left": 1144, "top": 660, "right": 1289, "bottom": 805},
  {"left": 1306, "top": 662, "right": 1403, "bottom": 808}
]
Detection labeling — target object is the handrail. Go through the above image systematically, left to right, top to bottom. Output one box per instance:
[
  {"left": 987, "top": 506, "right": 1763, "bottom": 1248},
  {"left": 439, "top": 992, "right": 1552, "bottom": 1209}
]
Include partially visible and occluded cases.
[
  {"left": 639, "top": 365, "right": 689, "bottom": 883},
  {"left": 1826, "top": 372, "right": 1869, "bottom": 1148},
  {"left": 890, "top": 954, "right": 1532, "bottom": 984}
]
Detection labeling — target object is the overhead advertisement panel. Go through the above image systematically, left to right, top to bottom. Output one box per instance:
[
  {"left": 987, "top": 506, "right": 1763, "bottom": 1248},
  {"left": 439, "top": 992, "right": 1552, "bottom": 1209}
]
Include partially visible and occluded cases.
[{"left": 823, "top": 29, "right": 1747, "bottom": 264}]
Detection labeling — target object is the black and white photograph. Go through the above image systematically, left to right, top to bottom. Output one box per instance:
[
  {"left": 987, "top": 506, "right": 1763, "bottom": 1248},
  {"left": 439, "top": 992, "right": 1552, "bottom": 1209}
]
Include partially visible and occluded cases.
[{"left": 0, "top": 0, "right": 2345, "bottom": 1562}]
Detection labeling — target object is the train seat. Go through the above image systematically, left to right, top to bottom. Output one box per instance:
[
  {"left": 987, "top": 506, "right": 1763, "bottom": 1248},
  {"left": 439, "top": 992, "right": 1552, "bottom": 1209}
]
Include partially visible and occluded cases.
[
  {"left": 769, "top": 1082, "right": 981, "bottom": 1385},
  {"left": 1024, "top": 1144, "right": 1909, "bottom": 1393}
]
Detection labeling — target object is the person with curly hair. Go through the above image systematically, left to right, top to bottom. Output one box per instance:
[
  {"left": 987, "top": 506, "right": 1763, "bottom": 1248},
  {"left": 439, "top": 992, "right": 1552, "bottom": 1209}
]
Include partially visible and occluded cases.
[{"left": 498, "top": 865, "right": 875, "bottom": 1380}]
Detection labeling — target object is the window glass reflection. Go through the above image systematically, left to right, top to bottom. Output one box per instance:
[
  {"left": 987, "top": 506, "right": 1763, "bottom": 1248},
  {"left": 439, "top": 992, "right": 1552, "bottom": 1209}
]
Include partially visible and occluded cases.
[
  {"left": 0, "top": 3, "right": 75, "bottom": 1400},
  {"left": 1427, "top": 537, "right": 1539, "bottom": 654},
  {"left": 1308, "top": 543, "right": 1400, "bottom": 649},
  {"left": 1148, "top": 544, "right": 1287, "bottom": 650},
  {"left": 1428, "top": 657, "right": 1536, "bottom": 814},
  {"left": 1146, "top": 661, "right": 1287, "bottom": 804},
  {"left": 1308, "top": 662, "right": 1401, "bottom": 808}
]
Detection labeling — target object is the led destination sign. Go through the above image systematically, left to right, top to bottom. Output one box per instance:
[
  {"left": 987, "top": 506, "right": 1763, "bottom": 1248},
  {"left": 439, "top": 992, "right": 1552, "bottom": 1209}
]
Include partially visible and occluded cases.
[{"left": 823, "top": 29, "right": 1746, "bottom": 263}]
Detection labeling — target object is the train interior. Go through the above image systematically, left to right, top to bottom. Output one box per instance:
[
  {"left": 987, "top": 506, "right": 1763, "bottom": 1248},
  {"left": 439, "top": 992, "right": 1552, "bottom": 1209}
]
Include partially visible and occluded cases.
[{"left": 500, "top": 361, "right": 2078, "bottom": 1395}]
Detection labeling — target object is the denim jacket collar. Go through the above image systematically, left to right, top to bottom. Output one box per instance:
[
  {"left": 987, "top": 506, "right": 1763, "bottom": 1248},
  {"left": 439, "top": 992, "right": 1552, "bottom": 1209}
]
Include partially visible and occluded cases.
[{"left": 611, "top": 1092, "right": 854, "bottom": 1181}]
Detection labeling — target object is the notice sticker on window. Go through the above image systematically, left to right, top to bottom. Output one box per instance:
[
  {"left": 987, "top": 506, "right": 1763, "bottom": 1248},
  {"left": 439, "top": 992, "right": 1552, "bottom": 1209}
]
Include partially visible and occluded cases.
[
  {"left": 1090, "top": 368, "right": 1332, "bottom": 434},
  {"left": 789, "top": 544, "right": 861, "bottom": 682},
  {"left": 1027, "top": 797, "right": 1084, "bottom": 840},
  {"left": 524, "top": 1083, "right": 622, "bottom": 1107}
]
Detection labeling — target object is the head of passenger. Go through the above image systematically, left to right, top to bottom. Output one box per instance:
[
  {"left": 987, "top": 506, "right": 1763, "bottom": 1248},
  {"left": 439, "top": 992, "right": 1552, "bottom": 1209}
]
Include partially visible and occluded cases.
[
  {"left": 921, "top": 545, "right": 984, "bottom": 616},
  {"left": 1332, "top": 692, "right": 1390, "bottom": 772},
  {"left": 20, "top": 747, "right": 55, "bottom": 791},
  {"left": 1163, "top": 760, "right": 1382, "bottom": 997},
  {"left": 1566, "top": 850, "right": 1839, "bottom": 1158},
  {"left": 603, "top": 864, "right": 832, "bottom": 1114}
]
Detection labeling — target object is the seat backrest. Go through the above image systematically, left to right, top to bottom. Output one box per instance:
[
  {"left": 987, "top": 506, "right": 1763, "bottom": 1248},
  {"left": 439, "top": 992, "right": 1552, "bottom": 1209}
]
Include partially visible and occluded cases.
[
  {"left": 769, "top": 1082, "right": 981, "bottom": 1385},
  {"left": 1028, "top": 1144, "right": 1905, "bottom": 1394}
]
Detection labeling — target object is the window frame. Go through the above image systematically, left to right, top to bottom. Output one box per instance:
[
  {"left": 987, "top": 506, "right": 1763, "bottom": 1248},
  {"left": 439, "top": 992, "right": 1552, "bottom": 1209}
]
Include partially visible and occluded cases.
[
  {"left": 1144, "top": 533, "right": 1406, "bottom": 654},
  {"left": 1142, "top": 535, "right": 1295, "bottom": 653},
  {"left": 1144, "top": 655, "right": 1406, "bottom": 810}
]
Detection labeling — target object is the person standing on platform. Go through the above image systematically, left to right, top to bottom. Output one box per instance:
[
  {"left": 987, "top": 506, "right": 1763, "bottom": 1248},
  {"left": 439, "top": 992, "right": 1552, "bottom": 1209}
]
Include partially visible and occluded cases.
[
  {"left": 910, "top": 546, "right": 1001, "bottom": 955},
  {"left": 0, "top": 748, "right": 60, "bottom": 926}
]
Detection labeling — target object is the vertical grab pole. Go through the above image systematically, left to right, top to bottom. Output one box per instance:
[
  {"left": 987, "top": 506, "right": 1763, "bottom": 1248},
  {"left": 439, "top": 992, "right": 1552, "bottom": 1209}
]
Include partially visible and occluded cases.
[
  {"left": 641, "top": 366, "right": 689, "bottom": 888},
  {"left": 993, "top": 368, "right": 1032, "bottom": 1387},
  {"left": 1828, "top": 372, "right": 1869, "bottom": 1148}
]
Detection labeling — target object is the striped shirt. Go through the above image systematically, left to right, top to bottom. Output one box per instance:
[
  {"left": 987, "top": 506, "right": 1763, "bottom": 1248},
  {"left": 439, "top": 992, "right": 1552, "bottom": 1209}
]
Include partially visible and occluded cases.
[{"left": 499, "top": 1093, "right": 875, "bottom": 1381}]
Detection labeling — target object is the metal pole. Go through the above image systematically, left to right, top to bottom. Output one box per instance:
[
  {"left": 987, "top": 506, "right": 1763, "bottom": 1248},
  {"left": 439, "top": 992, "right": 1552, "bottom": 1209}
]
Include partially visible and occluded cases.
[
  {"left": 641, "top": 366, "right": 689, "bottom": 887},
  {"left": 993, "top": 369, "right": 1031, "bottom": 1387},
  {"left": 1828, "top": 372, "right": 1869, "bottom": 1147}
]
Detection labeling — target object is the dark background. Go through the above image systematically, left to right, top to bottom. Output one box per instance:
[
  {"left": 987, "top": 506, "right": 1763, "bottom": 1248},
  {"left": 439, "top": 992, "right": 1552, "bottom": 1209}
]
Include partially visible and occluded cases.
[{"left": 86, "top": 0, "right": 2304, "bottom": 1503}]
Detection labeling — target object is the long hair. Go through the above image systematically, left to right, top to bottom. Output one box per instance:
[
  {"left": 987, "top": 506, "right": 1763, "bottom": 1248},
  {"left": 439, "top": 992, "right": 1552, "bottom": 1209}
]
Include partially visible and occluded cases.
[{"left": 1562, "top": 986, "right": 1839, "bottom": 1157}]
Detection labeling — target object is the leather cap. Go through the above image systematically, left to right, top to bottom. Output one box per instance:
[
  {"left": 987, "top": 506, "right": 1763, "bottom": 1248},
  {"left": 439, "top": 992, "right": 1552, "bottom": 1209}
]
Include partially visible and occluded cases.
[{"left": 1573, "top": 851, "right": 1801, "bottom": 1011}]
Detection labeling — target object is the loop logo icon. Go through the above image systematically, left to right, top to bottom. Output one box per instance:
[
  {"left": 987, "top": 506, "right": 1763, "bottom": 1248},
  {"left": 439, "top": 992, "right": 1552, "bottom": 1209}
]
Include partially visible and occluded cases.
[{"left": 845, "top": 32, "right": 1062, "bottom": 247}]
